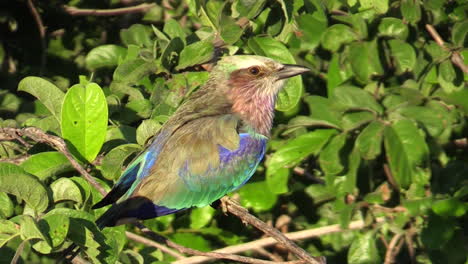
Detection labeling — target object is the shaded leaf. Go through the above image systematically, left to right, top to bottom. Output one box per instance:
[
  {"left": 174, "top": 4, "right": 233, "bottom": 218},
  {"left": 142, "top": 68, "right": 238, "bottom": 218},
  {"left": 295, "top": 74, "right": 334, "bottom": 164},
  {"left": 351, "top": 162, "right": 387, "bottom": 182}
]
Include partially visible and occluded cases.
[
  {"left": 176, "top": 40, "right": 214, "bottom": 70},
  {"left": 85, "top": 45, "right": 127, "bottom": 70},
  {"left": 355, "top": 121, "right": 384, "bottom": 160},
  {"left": 101, "top": 144, "right": 142, "bottom": 180},
  {"left": 20, "top": 152, "right": 72, "bottom": 181},
  {"left": 50, "top": 178, "right": 83, "bottom": 204},
  {"left": 348, "top": 232, "right": 381, "bottom": 264}
]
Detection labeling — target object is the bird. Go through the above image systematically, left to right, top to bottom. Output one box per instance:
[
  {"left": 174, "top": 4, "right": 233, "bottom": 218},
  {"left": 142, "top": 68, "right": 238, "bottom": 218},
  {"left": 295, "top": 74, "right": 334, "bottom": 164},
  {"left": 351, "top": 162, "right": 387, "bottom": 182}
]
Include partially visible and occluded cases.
[
  {"left": 63, "top": 55, "right": 309, "bottom": 262},
  {"left": 92, "top": 55, "right": 310, "bottom": 228}
]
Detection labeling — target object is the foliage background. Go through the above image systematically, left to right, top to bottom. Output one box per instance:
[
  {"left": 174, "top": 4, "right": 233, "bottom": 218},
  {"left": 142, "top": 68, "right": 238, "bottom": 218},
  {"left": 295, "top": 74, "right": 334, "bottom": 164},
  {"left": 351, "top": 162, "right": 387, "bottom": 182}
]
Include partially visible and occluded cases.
[{"left": 0, "top": 0, "right": 467, "bottom": 263}]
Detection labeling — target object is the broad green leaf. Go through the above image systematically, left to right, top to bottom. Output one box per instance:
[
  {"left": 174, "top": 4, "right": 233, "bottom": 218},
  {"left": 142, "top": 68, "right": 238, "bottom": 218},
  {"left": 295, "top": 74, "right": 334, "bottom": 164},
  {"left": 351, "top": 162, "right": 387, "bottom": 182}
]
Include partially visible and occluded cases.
[
  {"left": 232, "top": 0, "right": 266, "bottom": 19},
  {"left": 359, "top": 0, "right": 389, "bottom": 14},
  {"left": 400, "top": 0, "right": 421, "bottom": 24},
  {"left": 296, "top": 14, "right": 328, "bottom": 51},
  {"left": 332, "top": 14, "right": 368, "bottom": 39},
  {"left": 219, "top": 16, "right": 244, "bottom": 45},
  {"left": 378, "top": 18, "right": 408, "bottom": 39},
  {"left": 163, "top": 19, "right": 186, "bottom": 43},
  {"left": 452, "top": 20, "right": 468, "bottom": 47},
  {"left": 120, "top": 24, "right": 153, "bottom": 47},
  {"left": 321, "top": 24, "right": 357, "bottom": 52},
  {"left": 248, "top": 36, "right": 303, "bottom": 112},
  {"left": 161, "top": 37, "right": 185, "bottom": 71},
  {"left": 388, "top": 39, "right": 416, "bottom": 73},
  {"left": 176, "top": 40, "right": 214, "bottom": 70},
  {"left": 348, "top": 41, "right": 384, "bottom": 83},
  {"left": 85, "top": 45, "right": 127, "bottom": 70},
  {"left": 327, "top": 53, "right": 353, "bottom": 96},
  {"left": 113, "top": 58, "right": 157, "bottom": 84},
  {"left": 18, "top": 77, "right": 65, "bottom": 122},
  {"left": 61, "top": 83, "right": 108, "bottom": 163},
  {"left": 332, "top": 85, "right": 383, "bottom": 114},
  {"left": 437, "top": 89, "right": 468, "bottom": 114},
  {"left": 304, "top": 96, "right": 342, "bottom": 128},
  {"left": 396, "top": 106, "right": 445, "bottom": 137},
  {"left": 341, "top": 111, "right": 375, "bottom": 131},
  {"left": 285, "top": 116, "right": 341, "bottom": 134},
  {"left": 136, "top": 119, "right": 162, "bottom": 146},
  {"left": 384, "top": 119, "right": 429, "bottom": 189},
  {"left": 355, "top": 121, "right": 384, "bottom": 160},
  {"left": 267, "top": 129, "right": 337, "bottom": 176},
  {"left": 319, "top": 133, "right": 347, "bottom": 175},
  {"left": 101, "top": 144, "right": 142, "bottom": 180},
  {"left": 20, "top": 152, "right": 72, "bottom": 181},
  {"left": 0, "top": 163, "right": 49, "bottom": 213},
  {"left": 266, "top": 166, "right": 290, "bottom": 194},
  {"left": 50, "top": 178, "right": 83, "bottom": 204},
  {"left": 239, "top": 181, "right": 278, "bottom": 212},
  {"left": 0, "top": 192, "right": 14, "bottom": 218},
  {"left": 432, "top": 198, "right": 466, "bottom": 217},
  {"left": 190, "top": 206, "right": 216, "bottom": 229},
  {"left": 33, "top": 214, "right": 69, "bottom": 253},
  {"left": 20, "top": 215, "right": 50, "bottom": 245},
  {"left": 0, "top": 219, "right": 19, "bottom": 247},
  {"left": 348, "top": 232, "right": 381, "bottom": 264},
  {"left": 171, "top": 233, "right": 211, "bottom": 251}
]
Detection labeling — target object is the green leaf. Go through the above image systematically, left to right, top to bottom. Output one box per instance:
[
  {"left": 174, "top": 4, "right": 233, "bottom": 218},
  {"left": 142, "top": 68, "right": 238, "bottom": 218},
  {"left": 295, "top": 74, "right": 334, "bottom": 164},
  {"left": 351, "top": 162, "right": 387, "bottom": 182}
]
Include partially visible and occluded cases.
[
  {"left": 232, "top": 0, "right": 266, "bottom": 19},
  {"left": 359, "top": 0, "right": 389, "bottom": 14},
  {"left": 400, "top": 0, "right": 421, "bottom": 24},
  {"left": 296, "top": 14, "right": 328, "bottom": 51},
  {"left": 219, "top": 16, "right": 244, "bottom": 45},
  {"left": 378, "top": 18, "right": 408, "bottom": 39},
  {"left": 163, "top": 19, "right": 186, "bottom": 42},
  {"left": 452, "top": 20, "right": 468, "bottom": 47},
  {"left": 120, "top": 24, "right": 153, "bottom": 48},
  {"left": 321, "top": 24, "right": 357, "bottom": 52},
  {"left": 247, "top": 36, "right": 303, "bottom": 112},
  {"left": 161, "top": 37, "right": 185, "bottom": 71},
  {"left": 388, "top": 39, "right": 416, "bottom": 73},
  {"left": 176, "top": 40, "right": 214, "bottom": 70},
  {"left": 348, "top": 41, "right": 384, "bottom": 83},
  {"left": 85, "top": 45, "right": 127, "bottom": 70},
  {"left": 327, "top": 53, "right": 353, "bottom": 96},
  {"left": 113, "top": 58, "right": 157, "bottom": 84},
  {"left": 18, "top": 77, "right": 65, "bottom": 122},
  {"left": 61, "top": 83, "right": 108, "bottom": 163},
  {"left": 332, "top": 85, "right": 383, "bottom": 114},
  {"left": 304, "top": 96, "right": 342, "bottom": 128},
  {"left": 396, "top": 106, "right": 445, "bottom": 137},
  {"left": 341, "top": 111, "right": 375, "bottom": 131},
  {"left": 136, "top": 119, "right": 162, "bottom": 146},
  {"left": 384, "top": 119, "right": 429, "bottom": 189},
  {"left": 355, "top": 121, "right": 384, "bottom": 160},
  {"left": 267, "top": 129, "right": 337, "bottom": 176},
  {"left": 319, "top": 133, "right": 347, "bottom": 175},
  {"left": 101, "top": 144, "right": 142, "bottom": 180},
  {"left": 20, "top": 152, "right": 72, "bottom": 181},
  {"left": 0, "top": 163, "right": 49, "bottom": 213},
  {"left": 266, "top": 166, "right": 290, "bottom": 194},
  {"left": 50, "top": 178, "right": 83, "bottom": 205},
  {"left": 239, "top": 181, "right": 278, "bottom": 212},
  {"left": 0, "top": 192, "right": 14, "bottom": 218},
  {"left": 432, "top": 198, "right": 466, "bottom": 217},
  {"left": 190, "top": 206, "right": 216, "bottom": 229},
  {"left": 33, "top": 214, "right": 69, "bottom": 253},
  {"left": 421, "top": 214, "right": 455, "bottom": 249},
  {"left": 20, "top": 215, "right": 50, "bottom": 245},
  {"left": 0, "top": 219, "right": 19, "bottom": 247},
  {"left": 348, "top": 232, "right": 381, "bottom": 264},
  {"left": 171, "top": 233, "right": 211, "bottom": 251}
]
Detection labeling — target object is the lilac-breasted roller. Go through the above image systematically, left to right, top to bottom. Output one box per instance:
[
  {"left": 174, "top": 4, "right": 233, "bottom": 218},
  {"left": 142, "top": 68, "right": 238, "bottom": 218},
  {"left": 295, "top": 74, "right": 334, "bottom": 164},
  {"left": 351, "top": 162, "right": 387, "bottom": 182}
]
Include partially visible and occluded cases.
[{"left": 93, "top": 55, "right": 309, "bottom": 227}]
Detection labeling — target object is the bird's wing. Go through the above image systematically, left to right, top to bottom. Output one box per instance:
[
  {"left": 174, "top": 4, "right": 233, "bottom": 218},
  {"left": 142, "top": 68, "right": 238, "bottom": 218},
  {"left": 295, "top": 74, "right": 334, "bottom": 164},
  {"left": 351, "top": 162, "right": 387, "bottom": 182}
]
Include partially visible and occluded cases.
[
  {"left": 128, "top": 115, "right": 267, "bottom": 210},
  {"left": 92, "top": 131, "right": 169, "bottom": 209}
]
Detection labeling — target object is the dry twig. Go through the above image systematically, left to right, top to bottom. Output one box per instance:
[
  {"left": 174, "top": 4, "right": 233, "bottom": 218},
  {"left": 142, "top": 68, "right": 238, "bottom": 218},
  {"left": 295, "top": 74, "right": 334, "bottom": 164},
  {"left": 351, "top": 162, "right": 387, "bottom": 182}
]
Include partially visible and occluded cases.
[
  {"left": 26, "top": 0, "right": 47, "bottom": 74},
  {"left": 63, "top": 3, "right": 156, "bottom": 16},
  {"left": 425, "top": 24, "right": 468, "bottom": 74},
  {"left": 384, "top": 233, "right": 404, "bottom": 264}
]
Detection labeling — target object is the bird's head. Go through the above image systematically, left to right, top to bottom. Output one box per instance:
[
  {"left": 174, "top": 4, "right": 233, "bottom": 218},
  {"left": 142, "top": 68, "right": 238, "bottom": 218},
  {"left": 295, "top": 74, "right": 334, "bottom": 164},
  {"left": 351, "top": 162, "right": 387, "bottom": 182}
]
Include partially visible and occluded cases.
[
  {"left": 208, "top": 55, "right": 309, "bottom": 135},
  {"left": 212, "top": 55, "right": 310, "bottom": 97}
]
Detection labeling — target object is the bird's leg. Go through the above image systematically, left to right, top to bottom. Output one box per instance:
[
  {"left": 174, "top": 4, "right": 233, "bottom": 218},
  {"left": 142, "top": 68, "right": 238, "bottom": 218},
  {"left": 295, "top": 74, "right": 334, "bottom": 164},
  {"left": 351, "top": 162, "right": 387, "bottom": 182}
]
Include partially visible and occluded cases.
[{"left": 210, "top": 198, "right": 229, "bottom": 215}]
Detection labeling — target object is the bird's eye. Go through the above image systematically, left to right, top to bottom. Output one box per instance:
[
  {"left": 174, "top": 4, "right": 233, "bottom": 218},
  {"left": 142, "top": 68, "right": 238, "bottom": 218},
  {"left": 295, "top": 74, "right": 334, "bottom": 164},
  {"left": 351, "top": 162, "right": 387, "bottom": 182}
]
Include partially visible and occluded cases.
[{"left": 248, "top": 66, "right": 260, "bottom": 76}]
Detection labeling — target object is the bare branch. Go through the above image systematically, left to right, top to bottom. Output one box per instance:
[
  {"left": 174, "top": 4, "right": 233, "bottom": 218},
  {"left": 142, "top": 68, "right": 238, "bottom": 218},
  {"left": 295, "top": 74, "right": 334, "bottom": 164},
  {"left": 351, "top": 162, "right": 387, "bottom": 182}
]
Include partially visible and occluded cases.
[
  {"left": 26, "top": 0, "right": 47, "bottom": 75},
  {"left": 63, "top": 3, "right": 156, "bottom": 16},
  {"left": 425, "top": 24, "right": 468, "bottom": 74},
  {"left": 0, "top": 155, "right": 30, "bottom": 165},
  {"left": 221, "top": 197, "right": 325, "bottom": 264},
  {"left": 174, "top": 217, "right": 386, "bottom": 264},
  {"left": 125, "top": 231, "right": 185, "bottom": 260},
  {"left": 384, "top": 233, "right": 404, "bottom": 264}
]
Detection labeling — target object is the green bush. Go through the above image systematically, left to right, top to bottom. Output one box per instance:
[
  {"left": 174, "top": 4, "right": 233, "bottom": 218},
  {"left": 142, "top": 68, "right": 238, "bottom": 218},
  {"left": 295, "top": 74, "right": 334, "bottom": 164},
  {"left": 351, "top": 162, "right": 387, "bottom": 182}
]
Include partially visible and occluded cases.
[{"left": 0, "top": 0, "right": 467, "bottom": 263}]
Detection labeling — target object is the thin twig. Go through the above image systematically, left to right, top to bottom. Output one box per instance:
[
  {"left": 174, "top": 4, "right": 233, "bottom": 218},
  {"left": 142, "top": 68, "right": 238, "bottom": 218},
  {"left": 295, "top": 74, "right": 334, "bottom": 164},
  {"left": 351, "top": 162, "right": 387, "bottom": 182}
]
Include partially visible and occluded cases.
[
  {"left": 26, "top": 0, "right": 47, "bottom": 75},
  {"left": 63, "top": 3, "right": 156, "bottom": 16},
  {"left": 425, "top": 24, "right": 468, "bottom": 74},
  {"left": 0, "top": 155, "right": 30, "bottom": 165},
  {"left": 383, "top": 163, "right": 399, "bottom": 191},
  {"left": 221, "top": 197, "right": 325, "bottom": 264},
  {"left": 174, "top": 217, "right": 386, "bottom": 264},
  {"left": 137, "top": 222, "right": 303, "bottom": 264},
  {"left": 125, "top": 231, "right": 185, "bottom": 260},
  {"left": 405, "top": 231, "right": 416, "bottom": 264},
  {"left": 384, "top": 233, "right": 403, "bottom": 264},
  {"left": 10, "top": 239, "right": 28, "bottom": 264},
  {"left": 70, "top": 255, "right": 90, "bottom": 264}
]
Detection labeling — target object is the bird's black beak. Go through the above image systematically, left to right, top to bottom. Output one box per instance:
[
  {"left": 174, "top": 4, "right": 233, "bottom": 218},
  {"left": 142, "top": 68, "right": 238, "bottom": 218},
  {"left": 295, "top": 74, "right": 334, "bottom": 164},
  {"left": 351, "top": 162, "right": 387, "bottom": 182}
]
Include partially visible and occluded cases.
[{"left": 277, "top": 64, "right": 310, "bottom": 80}]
